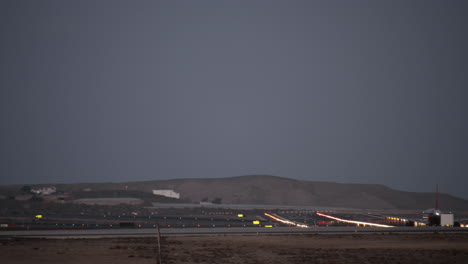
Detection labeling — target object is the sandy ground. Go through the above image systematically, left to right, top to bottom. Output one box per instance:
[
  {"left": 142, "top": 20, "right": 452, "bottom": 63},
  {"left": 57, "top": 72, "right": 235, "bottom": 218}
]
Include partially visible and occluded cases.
[{"left": 1, "top": 233, "right": 468, "bottom": 264}]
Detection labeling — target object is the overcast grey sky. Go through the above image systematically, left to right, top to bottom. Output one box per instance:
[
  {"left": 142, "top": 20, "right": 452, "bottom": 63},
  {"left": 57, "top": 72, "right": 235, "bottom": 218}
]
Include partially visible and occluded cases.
[{"left": 1, "top": 1, "right": 467, "bottom": 199}]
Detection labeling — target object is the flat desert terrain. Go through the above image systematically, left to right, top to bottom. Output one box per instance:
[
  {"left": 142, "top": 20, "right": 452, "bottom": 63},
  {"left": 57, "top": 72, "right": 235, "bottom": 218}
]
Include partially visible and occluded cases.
[{"left": 1, "top": 233, "right": 468, "bottom": 264}]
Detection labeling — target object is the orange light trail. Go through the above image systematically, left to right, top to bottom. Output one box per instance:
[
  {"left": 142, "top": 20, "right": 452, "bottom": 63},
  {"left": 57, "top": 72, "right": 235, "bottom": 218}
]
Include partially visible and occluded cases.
[{"left": 316, "top": 212, "right": 393, "bottom": 228}]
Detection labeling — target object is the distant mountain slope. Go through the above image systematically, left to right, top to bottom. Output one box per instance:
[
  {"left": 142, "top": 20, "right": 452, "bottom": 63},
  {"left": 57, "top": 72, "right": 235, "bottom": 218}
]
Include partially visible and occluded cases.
[{"left": 1, "top": 175, "right": 467, "bottom": 211}]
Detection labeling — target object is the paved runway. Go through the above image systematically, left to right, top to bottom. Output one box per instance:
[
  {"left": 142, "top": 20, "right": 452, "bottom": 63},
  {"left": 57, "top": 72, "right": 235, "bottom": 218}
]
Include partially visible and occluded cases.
[{"left": 1, "top": 226, "right": 467, "bottom": 238}]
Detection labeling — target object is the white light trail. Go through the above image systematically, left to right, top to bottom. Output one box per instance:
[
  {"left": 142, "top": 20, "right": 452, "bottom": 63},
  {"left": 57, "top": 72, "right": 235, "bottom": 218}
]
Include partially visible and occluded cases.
[
  {"left": 316, "top": 212, "right": 393, "bottom": 228},
  {"left": 264, "top": 213, "right": 309, "bottom": 228}
]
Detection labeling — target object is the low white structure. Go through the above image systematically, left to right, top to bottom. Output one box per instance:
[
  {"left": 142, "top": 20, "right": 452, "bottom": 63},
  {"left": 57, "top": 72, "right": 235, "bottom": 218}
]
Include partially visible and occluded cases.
[
  {"left": 31, "top": 187, "right": 56, "bottom": 195},
  {"left": 152, "top": 189, "right": 180, "bottom": 199},
  {"left": 73, "top": 198, "right": 143, "bottom": 206},
  {"left": 440, "top": 214, "right": 454, "bottom": 226}
]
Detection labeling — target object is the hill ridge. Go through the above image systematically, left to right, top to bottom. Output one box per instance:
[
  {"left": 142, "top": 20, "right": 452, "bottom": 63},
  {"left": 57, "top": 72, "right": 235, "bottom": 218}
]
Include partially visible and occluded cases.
[{"left": 1, "top": 175, "right": 467, "bottom": 211}]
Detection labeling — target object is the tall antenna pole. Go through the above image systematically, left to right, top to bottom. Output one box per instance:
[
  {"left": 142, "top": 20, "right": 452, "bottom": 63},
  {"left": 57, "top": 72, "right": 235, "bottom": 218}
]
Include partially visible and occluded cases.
[{"left": 435, "top": 184, "right": 439, "bottom": 211}]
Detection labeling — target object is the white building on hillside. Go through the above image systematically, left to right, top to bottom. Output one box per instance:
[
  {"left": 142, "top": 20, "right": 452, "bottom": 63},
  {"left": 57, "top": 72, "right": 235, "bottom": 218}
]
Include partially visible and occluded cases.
[
  {"left": 31, "top": 187, "right": 56, "bottom": 195},
  {"left": 152, "top": 190, "right": 180, "bottom": 199}
]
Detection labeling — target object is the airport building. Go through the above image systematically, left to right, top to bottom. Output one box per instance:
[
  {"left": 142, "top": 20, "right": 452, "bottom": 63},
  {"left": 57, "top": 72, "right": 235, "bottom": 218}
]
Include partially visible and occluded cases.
[{"left": 152, "top": 190, "right": 180, "bottom": 199}]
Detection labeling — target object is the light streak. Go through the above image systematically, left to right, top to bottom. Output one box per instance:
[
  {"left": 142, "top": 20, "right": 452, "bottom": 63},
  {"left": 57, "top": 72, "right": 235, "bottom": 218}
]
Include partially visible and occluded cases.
[
  {"left": 316, "top": 212, "right": 393, "bottom": 228},
  {"left": 264, "top": 213, "right": 309, "bottom": 228}
]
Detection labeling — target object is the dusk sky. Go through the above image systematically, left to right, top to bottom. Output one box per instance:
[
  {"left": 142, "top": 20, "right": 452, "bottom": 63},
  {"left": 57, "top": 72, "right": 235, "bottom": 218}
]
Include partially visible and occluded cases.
[{"left": 1, "top": 1, "right": 467, "bottom": 200}]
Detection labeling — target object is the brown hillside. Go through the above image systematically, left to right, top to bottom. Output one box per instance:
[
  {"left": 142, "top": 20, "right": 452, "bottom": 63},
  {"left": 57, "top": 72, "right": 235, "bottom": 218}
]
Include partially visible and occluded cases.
[
  {"left": 2, "top": 175, "right": 467, "bottom": 211},
  {"left": 133, "top": 175, "right": 468, "bottom": 211}
]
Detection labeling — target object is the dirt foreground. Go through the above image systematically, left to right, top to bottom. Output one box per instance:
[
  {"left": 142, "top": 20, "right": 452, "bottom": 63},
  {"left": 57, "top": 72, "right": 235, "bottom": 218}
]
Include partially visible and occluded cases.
[{"left": 1, "top": 233, "right": 468, "bottom": 264}]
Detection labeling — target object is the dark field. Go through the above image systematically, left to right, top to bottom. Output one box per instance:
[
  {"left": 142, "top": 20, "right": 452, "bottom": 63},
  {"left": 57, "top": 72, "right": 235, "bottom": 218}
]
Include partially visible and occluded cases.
[{"left": 1, "top": 233, "right": 468, "bottom": 264}]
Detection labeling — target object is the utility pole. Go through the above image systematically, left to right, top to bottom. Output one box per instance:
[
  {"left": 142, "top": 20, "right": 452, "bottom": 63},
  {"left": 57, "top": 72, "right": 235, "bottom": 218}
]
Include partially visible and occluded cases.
[{"left": 156, "top": 223, "right": 162, "bottom": 264}]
